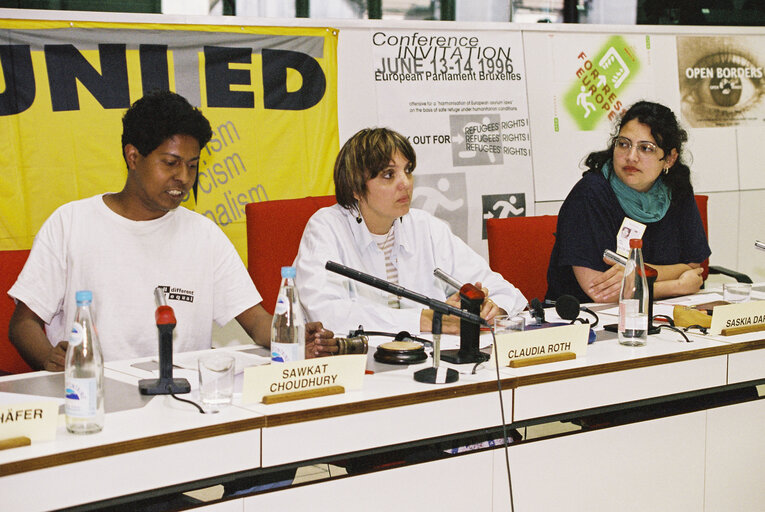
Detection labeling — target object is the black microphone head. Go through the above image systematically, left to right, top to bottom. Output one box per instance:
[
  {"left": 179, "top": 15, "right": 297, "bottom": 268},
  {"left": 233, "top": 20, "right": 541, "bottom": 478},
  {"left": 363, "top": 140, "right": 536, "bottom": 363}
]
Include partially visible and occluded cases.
[
  {"left": 555, "top": 294, "right": 580, "bottom": 321},
  {"left": 529, "top": 298, "right": 546, "bottom": 324}
]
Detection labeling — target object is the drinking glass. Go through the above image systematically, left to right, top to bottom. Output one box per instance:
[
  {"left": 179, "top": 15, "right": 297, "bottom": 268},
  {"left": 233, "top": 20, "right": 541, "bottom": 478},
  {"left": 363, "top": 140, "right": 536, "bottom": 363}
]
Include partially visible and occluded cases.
[{"left": 198, "top": 353, "right": 235, "bottom": 413}]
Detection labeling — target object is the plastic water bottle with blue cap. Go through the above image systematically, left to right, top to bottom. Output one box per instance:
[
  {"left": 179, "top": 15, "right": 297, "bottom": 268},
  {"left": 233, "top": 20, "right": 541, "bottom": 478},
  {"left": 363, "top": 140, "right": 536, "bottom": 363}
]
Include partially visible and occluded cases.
[{"left": 270, "top": 266, "right": 305, "bottom": 363}]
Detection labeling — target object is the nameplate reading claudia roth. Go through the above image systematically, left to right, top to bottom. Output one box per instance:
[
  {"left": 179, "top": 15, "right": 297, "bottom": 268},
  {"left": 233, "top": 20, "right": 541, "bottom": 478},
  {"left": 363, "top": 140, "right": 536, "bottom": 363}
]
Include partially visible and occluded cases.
[
  {"left": 709, "top": 300, "right": 765, "bottom": 336},
  {"left": 491, "top": 323, "right": 589, "bottom": 368},
  {"left": 242, "top": 354, "right": 367, "bottom": 404}
]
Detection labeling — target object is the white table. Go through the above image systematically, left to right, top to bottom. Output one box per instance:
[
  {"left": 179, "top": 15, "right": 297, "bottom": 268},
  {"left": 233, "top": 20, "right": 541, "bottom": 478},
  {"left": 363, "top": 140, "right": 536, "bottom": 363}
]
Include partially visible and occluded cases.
[{"left": 1, "top": 319, "right": 763, "bottom": 511}]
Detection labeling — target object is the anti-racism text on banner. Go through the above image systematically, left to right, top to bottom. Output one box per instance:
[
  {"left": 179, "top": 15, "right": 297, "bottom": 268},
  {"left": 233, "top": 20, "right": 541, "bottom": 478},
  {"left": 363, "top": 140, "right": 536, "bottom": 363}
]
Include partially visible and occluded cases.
[{"left": 0, "top": 19, "right": 339, "bottom": 259}]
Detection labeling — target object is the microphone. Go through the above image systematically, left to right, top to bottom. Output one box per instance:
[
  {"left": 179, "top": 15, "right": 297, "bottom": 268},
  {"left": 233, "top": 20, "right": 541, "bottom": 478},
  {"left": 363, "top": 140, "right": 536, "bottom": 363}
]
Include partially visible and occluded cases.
[
  {"left": 756, "top": 240, "right": 765, "bottom": 251},
  {"left": 325, "top": 261, "right": 488, "bottom": 327},
  {"left": 433, "top": 267, "right": 462, "bottom": 290},
  {"left": 432, "top": 268, "right": 487, "bottom": 365},
  {"left": 139, "top": 287, "right": 191, "bottom": 395},
  {"left": 549, "top": 294, "right": 599, "bottom": 328},
  {"left": 554, "top": 294, "right": 580, "bottom": 321},
  {"left": 529, "top": 298, "right": 546, "bottom": 325}
]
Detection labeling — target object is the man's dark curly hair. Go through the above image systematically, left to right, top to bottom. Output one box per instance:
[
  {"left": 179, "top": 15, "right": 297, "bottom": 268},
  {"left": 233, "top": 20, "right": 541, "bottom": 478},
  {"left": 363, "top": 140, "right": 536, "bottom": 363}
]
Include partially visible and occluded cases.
[{"left": 121, "top": 90, "right": 212, "bottom": 165}]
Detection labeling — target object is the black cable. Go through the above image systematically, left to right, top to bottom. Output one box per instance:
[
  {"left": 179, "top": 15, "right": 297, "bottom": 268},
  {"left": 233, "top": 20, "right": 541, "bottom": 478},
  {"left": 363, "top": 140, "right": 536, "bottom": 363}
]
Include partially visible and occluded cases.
[
  {"left": 579, "top": 306, "right": 599, "bottom": 328},
  {"left": 653, "top": 314, "right": 674, "bottom": 326},
  {"left": 655, "top": 324, "right": 692, "bottom": 343},
  {"left": 683, "top": 324, "right": 708, "bottom": 334},
  {"left": 348, "top": 327, "right": 433, "bottom": 345},
  {"left": 489, "top": 329, "right": 515, "bottom": 511},
  {"left": 169, "top": 388, "right": 206, "bottom": 413}
]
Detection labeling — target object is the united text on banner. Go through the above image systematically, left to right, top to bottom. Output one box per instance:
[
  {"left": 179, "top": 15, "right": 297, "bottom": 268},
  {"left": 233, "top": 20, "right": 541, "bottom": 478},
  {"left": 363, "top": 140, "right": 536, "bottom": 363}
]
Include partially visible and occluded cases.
[{"left": 0, "top": 19, "right": 339, "bottom": 260}]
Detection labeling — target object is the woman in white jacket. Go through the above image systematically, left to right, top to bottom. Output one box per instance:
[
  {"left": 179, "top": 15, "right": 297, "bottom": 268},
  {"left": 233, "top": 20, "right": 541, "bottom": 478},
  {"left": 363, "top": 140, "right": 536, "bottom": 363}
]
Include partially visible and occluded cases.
[{"left": 295, "top": 127, "right": 526, "bottom": 342}]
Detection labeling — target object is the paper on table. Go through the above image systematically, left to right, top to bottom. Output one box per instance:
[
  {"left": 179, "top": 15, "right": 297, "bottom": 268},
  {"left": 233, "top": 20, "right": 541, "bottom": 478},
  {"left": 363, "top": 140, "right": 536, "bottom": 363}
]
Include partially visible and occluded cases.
[
  {"left": 598, "top": 292, "right": 726, "bottom": 317},
  {"left": 655, "top": 292, "right": 724, "bottom": 306},
  {"left": 172, "top": 350, "right": 270, "bottom": 375}
]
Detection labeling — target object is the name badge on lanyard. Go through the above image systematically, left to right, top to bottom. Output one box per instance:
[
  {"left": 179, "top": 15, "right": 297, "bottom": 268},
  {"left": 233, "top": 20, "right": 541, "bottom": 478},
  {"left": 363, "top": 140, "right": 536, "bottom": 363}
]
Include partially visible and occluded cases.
[{"left": 616, "top": 217, "right": 647, "bottom": 257}]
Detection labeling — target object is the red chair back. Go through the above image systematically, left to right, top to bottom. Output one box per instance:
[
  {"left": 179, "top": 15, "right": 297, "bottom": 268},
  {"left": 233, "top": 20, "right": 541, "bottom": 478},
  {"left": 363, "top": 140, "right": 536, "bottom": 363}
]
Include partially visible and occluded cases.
[
  {"left": 694, "top": 194, "right": 710, "bottom": 281},
  {"left": 245, "top": 196, "right": 336, "bottom": 314},
  {"left": 486, "top": 215, "right": 558, "bottom": 302},
  {"left": 0, "top": 249, "right": 34, "bottom": 374}
]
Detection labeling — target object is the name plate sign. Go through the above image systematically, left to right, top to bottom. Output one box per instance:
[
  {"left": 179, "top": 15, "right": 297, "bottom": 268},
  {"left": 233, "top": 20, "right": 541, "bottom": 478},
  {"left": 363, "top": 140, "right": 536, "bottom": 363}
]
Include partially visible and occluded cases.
[
  {"left": 710, "top": 300, "right": 765, "bottom": 335},
  {"left": 491, "top": 323, "right": 589, "bottom": 367},
  {"left": 242, "top": 354, "right": 367, "bottom": 404},
  {"left": 0, "top": 399, "right": 59, "bottom": 442}
]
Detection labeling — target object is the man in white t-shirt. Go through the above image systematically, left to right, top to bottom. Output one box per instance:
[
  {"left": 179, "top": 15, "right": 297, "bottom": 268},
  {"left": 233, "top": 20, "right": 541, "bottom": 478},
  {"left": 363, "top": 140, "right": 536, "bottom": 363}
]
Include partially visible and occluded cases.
[{"left": 8, "top": 91, "right": 336, "bottom": 371}]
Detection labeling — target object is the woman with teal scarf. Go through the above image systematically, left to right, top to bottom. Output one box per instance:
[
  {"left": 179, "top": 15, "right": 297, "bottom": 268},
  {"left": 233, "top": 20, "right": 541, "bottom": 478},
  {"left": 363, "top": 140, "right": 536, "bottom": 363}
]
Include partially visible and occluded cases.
[{"left": 546, "top": 101, "right": 710, "bottom": 303}]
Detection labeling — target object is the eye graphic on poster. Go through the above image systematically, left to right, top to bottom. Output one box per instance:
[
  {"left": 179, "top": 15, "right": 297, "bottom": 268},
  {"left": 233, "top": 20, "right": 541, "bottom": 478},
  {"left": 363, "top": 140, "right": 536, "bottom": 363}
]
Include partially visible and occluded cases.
[
  {"left": 677, "top": 36, "right": 765, "bottom": 127},
  {"left": 411, "top": 173, "right": 468, "bottom": 239},
  {"left": 481, "top": 193, "right": 526, "bottom": 239}
]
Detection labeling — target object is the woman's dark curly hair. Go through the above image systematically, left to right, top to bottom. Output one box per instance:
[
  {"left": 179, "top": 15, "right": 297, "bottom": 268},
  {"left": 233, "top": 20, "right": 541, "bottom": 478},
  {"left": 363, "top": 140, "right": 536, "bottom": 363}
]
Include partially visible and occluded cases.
[{"left": 584, "top": 100, "right": 693, "bottom": 200}]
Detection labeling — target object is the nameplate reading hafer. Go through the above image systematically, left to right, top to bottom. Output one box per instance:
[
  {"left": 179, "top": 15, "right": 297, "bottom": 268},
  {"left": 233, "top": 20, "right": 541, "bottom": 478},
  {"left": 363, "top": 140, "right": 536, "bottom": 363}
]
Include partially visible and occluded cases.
[
  {"left": 710, "top": 300, "right": 765, "bottom": 336},
  {"left": 491, "top": 323, "right": 589, "bottom": 368},
  {"left": 242, "top": 354, "right": 367, "bottom": 404},
  {"left": 0, "top": 400, "right": 59, "bottom": 442}
]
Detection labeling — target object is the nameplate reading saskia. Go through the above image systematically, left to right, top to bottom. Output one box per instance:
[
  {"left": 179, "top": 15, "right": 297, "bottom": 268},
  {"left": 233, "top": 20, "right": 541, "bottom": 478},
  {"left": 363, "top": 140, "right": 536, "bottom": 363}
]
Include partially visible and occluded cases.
[{"left": 709, "top": 300, "right": 765, "bottom": 336}]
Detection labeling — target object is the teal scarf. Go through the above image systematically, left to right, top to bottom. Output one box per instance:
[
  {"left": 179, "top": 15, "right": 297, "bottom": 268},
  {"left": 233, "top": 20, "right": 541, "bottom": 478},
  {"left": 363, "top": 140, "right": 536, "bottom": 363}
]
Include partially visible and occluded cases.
[{"left": 601, "top": 160, "right": 670, "bottom": 223}]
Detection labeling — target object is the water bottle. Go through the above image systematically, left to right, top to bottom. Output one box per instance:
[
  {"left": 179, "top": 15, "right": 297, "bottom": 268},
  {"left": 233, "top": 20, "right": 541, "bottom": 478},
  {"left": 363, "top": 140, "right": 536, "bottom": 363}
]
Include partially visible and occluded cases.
[
  {"left": 618, "top": 239, "right": 649, "bottom": 346},
  {"left": 271, "top": 266, "right": 305, "bottom": 362},
  {"left": 65, "top": 290, "right": 105, "bottom": 434}
]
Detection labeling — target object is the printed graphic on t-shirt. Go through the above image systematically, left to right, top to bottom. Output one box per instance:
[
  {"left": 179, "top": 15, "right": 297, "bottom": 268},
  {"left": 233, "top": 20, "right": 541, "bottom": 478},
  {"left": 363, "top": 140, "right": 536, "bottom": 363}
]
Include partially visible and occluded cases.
[{"left": 157, "top": 285, "right": 195, "bottom": 303}]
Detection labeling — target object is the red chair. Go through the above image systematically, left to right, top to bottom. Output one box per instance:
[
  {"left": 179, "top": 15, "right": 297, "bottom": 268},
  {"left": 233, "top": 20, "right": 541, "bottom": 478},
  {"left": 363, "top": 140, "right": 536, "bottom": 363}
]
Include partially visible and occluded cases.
[
  {"left": 694, "top": 194, "right": 751, "bottom": 283},
  {"left": 694, "top": 195, "right": 711, "bottom": 281},
  {"left": 245, "top": 196, "right": 336, "bottom": 314},
  {"left": 486, "top": 215, "right": 558, "bottom": 302},
  {"left": 0, "top": 249, "right": 34, "bottom": 374}
]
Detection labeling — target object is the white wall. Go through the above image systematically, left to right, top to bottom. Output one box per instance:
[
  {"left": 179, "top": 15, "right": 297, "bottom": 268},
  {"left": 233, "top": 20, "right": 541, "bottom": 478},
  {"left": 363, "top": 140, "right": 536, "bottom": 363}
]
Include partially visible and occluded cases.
[{"left": 2, "top": 9, "right": 764, "bottom": 283}]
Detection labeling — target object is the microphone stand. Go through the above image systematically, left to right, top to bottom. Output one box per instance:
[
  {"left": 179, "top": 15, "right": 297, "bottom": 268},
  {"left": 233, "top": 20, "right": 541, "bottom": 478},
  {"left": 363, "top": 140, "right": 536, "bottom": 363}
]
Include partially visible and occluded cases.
[
  {"left": 325, "top": 261, "right": 488, "bottom": 327},
  {"left": 326, "top": 261, "right": 486, "bottom": 384},
  {"left": 645, "top": 266, "right": 659, "bottom": 335},
  {"left": 433, "top": 268, "right": 489, "bottom": 364},
  {"left": 441, "top": 285, "right": 489, "bottom": 364},
  {"left": 139, "top": 287, "right": 191, "bottom": 395},
  {"left": 414, "top": 311, "right": 458, "bottom": 383}
]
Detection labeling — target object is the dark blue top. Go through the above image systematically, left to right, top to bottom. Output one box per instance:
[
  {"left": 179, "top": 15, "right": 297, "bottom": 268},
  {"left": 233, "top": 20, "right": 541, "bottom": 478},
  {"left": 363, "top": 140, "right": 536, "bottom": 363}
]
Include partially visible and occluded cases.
[{"left": 545, "top": 171, "right": 711, "bottom": 303}]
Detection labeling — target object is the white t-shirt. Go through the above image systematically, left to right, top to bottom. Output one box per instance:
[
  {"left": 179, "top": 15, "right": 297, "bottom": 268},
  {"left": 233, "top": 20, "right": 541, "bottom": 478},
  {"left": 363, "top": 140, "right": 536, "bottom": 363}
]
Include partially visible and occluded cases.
[
  {"left": 9, "top": 195, "right": 261, "bottom": 362},
  {"left": 294, "top": 204, "right": 527, "bottom": 336}
]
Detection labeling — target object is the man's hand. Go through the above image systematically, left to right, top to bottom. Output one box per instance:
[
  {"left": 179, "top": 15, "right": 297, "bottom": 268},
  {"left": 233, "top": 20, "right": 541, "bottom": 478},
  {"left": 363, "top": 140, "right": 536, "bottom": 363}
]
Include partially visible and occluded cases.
[
  {"left": 305, "top": 321, "right": 337, "bottom": 358},
  {"left": 43, "top": 341, "right": 69, "bottom": 372}
]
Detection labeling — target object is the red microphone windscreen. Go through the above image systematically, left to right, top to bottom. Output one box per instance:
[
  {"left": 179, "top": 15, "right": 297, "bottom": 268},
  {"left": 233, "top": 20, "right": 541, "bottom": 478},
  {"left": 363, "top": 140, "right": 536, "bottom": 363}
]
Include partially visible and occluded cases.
[
  {"left": 459, "top": 283, "right": 485, "bottom": 301},
  {"left": 155, "top": 305, "right": 176, "bottom": 325}
]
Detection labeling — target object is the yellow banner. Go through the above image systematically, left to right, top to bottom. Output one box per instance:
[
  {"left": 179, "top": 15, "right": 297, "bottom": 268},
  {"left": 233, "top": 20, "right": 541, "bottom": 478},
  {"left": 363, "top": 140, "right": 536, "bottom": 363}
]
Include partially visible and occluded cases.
[{"left": 0, "top": 19, "right": 339, "bottom": 261}]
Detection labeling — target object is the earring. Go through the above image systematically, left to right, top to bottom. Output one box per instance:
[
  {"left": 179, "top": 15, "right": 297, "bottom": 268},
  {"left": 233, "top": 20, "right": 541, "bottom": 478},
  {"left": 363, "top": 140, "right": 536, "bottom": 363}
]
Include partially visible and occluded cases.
[
  {"left": 662, "top": 167, "right": 669, "bottom": 175},
  {"left": 356, "top": 215, "right": 362, "bottom": 224}
]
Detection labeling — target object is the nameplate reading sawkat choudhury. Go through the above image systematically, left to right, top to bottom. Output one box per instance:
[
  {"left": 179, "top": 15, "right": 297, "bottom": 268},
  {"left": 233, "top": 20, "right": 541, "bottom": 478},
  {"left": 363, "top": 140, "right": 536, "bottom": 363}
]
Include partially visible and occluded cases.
[
  {"left": 709, "top": 300, "right": 765, "bottom": 336},
  {"left": 491, "top": 323, "right": 589, "bottom": 368},
  {"left": 242, "top": 354, "right": 367, "bottom": 404},
  {"left": 0, "top": 399, "right": 59, "bottom": 443}
]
